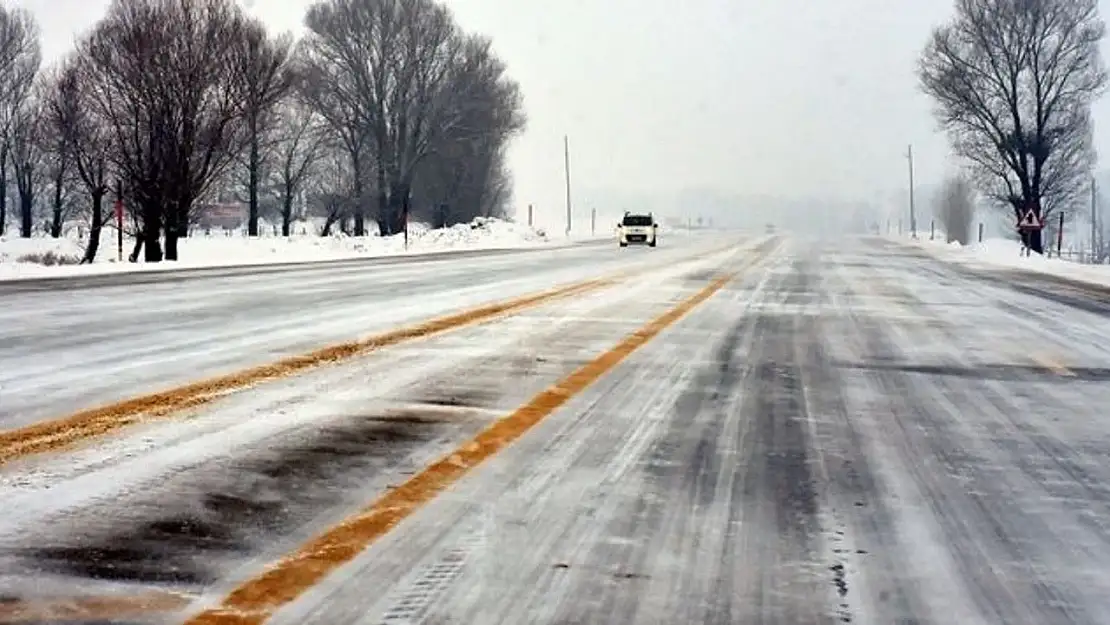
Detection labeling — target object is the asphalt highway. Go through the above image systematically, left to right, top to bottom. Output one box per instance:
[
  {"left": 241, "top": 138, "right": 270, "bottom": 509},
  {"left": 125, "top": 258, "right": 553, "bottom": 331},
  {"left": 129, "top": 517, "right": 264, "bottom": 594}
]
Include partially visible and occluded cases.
[{"left": 2, "top": 235, "right": 1110, "bottom": 624}]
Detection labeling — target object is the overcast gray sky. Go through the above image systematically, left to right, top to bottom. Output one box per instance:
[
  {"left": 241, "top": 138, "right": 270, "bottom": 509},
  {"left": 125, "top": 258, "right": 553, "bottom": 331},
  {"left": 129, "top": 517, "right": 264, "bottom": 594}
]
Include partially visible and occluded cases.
[{"left": 15, "top": 0, "right": 1110, "bottom": 231}]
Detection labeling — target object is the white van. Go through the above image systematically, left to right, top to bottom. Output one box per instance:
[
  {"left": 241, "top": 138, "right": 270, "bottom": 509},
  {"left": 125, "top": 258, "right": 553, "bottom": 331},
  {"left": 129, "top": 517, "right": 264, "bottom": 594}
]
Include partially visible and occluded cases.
[{"left": 617, "top": 212, "right": 658, "bottom": 247}]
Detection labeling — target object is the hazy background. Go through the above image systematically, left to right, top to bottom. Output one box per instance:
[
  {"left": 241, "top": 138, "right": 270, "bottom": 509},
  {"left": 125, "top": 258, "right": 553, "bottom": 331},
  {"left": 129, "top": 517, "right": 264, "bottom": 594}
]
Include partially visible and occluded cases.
[{"left": 15, "top": 0, "right": 1110, "bottom": 235}]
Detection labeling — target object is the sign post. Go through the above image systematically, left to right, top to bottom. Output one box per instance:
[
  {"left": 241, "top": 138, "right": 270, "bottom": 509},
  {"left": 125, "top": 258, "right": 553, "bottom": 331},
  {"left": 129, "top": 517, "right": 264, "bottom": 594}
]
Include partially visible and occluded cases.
[{"left": 1016, "top": 206, "right": 1045, "bottom": 256}]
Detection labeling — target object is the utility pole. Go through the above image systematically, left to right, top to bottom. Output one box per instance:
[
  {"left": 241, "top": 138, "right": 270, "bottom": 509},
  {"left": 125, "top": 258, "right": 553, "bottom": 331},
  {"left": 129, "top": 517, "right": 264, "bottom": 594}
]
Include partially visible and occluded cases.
[
  {"left": 564, "top": 135, "right": 572, "bottom": 237},
  {"left": 907, "top": 144, "right": 917, "bottom": 238}
]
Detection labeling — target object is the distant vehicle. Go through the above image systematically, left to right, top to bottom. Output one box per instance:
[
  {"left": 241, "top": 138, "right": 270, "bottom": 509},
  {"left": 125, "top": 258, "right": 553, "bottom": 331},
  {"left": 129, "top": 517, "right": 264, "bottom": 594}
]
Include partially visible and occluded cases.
[
  {"left": 618, "top": 212, "right": 658, "bottom": 247},
  {"left": 765, "top": 223, "right": 776, "bottom": 234}
]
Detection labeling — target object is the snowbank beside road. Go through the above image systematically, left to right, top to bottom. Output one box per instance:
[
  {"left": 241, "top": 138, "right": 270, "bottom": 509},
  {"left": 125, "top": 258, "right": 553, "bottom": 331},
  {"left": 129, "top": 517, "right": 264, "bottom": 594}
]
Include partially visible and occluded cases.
[
  {"left": 0, "top": 217, "right": 585, "bottom": 281},
  {"left": 897, "top": 233, "right": 1110, "bottom": 289}
]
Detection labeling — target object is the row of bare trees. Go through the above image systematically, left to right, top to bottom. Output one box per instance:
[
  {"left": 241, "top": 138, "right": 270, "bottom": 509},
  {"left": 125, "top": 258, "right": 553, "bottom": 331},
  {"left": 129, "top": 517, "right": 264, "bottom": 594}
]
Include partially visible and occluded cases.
[{"left": 0, "top": 0, "right": 525, "bottom": 262}]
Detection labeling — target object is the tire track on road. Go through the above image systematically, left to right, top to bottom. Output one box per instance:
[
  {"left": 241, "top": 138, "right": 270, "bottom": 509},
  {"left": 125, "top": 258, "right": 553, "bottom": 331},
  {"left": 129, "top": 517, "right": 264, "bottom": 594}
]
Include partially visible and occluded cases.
[
  {"left": 725, "top": 256, "right": 837, "bottom": 625},
  {"left": 546, "top": 282, "right": 763, "bottom": 625}
]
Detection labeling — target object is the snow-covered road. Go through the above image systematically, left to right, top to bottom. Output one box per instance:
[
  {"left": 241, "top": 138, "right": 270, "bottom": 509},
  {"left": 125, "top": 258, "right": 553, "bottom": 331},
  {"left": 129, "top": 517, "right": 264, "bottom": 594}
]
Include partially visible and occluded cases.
[
  {"left": 4, "top": 235, "right": 1110, "bottom": 624},
  {"left": 0, "top": 236, "right": 726, "bottom": 429}
]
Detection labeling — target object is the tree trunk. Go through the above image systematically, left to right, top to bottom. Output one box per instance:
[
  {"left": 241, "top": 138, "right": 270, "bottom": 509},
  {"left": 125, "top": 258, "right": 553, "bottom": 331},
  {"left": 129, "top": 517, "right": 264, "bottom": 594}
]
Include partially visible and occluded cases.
[
  {"left": 248, "top": 139, "right": 260, "bottom": 236},
  {"left": 0, "top": 150, "right": 6, "bottom": 236},
  {"left": 352, "top": 151, "right": 365, "bottom": 236},
  {"left": 376, "top": 157, "right": 388, "bottom": 236},
  {"left": 51, "top": 168, "right": 64, "bottom": 238},
  {"left": 383, "top": 181, "right": 408, "bottom": 234},
  {"left": 402, "top": 187, "right": 412, "bottom": 235},
  {"left": 282, "top": 190, "right": 293, "bottom": 237},
  {"left": 376, "top": 190, "right": 389, "bottom": 235},
  {"left": 19, "top": 191, "right": 32, "bottom": 238},
  {"left": 82, "top": 192, "right": 105, "bottom": 264},
  {"left": 142, "top": 202, "right": 163, "bottom": 262},
  {"left": 164, "top": 203, "right": 182, "bottom": 261},
  {"left": 1028, "top": 225, "right": 1044, "bottom": 254},
  {"left": 165, "top": 227, "right": 180, "bottom": 260}
]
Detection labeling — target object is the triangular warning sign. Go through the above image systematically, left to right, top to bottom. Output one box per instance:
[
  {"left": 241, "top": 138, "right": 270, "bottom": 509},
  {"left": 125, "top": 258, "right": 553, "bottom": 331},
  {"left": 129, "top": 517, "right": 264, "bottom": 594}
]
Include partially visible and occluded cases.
[{"left": 1018, "top": 209, "right": 1042, "bottom": 228}]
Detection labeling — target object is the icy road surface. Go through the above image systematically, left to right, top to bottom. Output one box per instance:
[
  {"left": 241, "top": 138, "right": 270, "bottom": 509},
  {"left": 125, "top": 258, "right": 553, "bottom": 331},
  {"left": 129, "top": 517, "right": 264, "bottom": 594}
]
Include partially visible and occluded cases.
[
  {"left": 0, "top": 236, "right": 720, "bottom": 429},
  {"left": 4, "top": 236, "right": 1110, "bottom": 624}
]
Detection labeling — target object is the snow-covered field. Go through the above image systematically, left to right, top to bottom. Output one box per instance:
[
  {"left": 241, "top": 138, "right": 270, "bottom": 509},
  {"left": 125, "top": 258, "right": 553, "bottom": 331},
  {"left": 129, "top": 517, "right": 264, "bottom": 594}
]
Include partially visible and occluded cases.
[
  {"left": 0, "top": 217, "right": 615, "bottom": 281},
  {"left": 897, "top": 233, "right": 1110, "bottom": 288}
]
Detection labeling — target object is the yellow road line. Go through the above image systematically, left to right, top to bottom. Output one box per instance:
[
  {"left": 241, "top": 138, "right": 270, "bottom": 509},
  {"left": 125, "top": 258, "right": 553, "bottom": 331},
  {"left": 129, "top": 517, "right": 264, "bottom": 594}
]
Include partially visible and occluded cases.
[
  {"left": 182, "top": 271, "right": 746, "bottom": 625},
  {"left": 0, "top": 278, "right": 612, "bottom": 468},
  {"left": 0, "top": 591, "right": 191, "bottom": 622}
]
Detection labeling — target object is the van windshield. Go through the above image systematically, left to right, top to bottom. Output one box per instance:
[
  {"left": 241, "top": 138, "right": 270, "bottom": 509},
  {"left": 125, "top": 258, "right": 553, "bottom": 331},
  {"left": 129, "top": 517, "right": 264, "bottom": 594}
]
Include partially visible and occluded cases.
[{"left": 622, "top": 215, "right": 653, "bottom": 226}]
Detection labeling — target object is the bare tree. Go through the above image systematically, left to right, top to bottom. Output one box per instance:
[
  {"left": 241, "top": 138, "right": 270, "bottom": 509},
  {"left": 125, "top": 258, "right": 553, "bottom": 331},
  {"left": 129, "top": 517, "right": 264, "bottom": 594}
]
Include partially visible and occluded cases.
[
  {"left": 79, "top": 0, "right": 258, "bottom": 261},
  {"left": 296, "top": 0, "right": 382, "bottom": 236},
  {"left": 300, "top": 0, "right": 468, "bottom": 236},
  {"left": 378, "top": 0, "right": 460, "bottom": 235},
  {"left": 919, "top": 0, "right": 1109, "bottom": 253},
  {"left": 0, "top": 6, "right": 40, "bottom": 236},
  {"left": 237, "top": 27, "right": 294, "bottom": 236},
  {"left": 412, "top": 35, "right": 524, "bottom": 225},
  {"left": 46, "top": 60, "right": 113, "bottom": 262},
  {"left": 36, "top": 73, "right": 76, "bottom": 239},
  {"left": 8, "top": 93, "right": 44, "bottom": 238},
  {"left": 271, "top": 97, "right": 324, "bottom": 236},
  {"left": 44, "top": 140, "right": 75, "bottom": 238},
  {"left": 0, "top": 141, "right": 7, "bottom": 235},
  {"left": 308, "top": 149, "right": 353, "bottom": 236},
  {"left": 478, "top": 149, "right": 513, "bottom": 218},
  {"left": 936, "top": 174, "right": 976, "bottom": 244}
]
